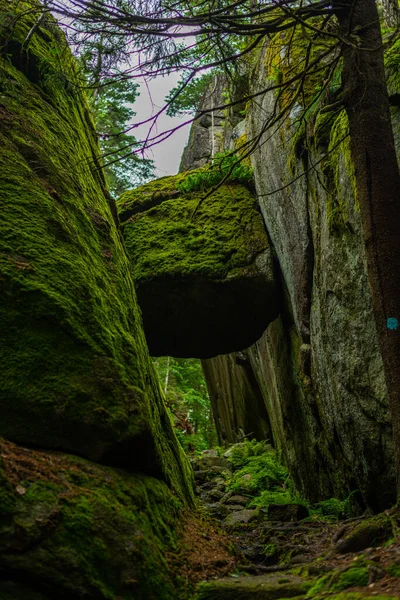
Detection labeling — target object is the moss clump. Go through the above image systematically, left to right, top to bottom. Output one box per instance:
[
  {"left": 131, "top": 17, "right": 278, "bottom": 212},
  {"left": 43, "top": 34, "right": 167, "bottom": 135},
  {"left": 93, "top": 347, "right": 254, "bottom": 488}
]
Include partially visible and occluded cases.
[
  {"left": 0, "top": 0, "right": 193, "bottom": 501},
  {"left": 385, "top": 36, "right": 400, "bottom": 96},
  {"left": 177, "top": 151, "right": 253, "bottom": 193},
  {"left": 118, "top": 175, "right": 268, "bottom": 284},
  {"left": 0, "top": 438, "right": 186, "bottom": 599},
  {"left": 336, "top": 514, "right": 393, "bottom": 554},
  {"left": 307, "top": 564, "right": 371, "bottom": 597},
  {"left": 335, "top": 567, "right": 369, "bottom": 591},
  {"left": 194, "top": 573, "right": 312, "bottom": 599},
  {"left": 310, "top": 594, "right": 397, "bottom": 600}
]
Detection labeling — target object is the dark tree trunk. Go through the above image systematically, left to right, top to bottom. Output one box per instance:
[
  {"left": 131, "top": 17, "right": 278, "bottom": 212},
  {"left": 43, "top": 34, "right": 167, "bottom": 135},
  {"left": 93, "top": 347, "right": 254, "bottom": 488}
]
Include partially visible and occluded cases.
[{"left": 334, "top": 0, "right": 400, "bottom": 497}]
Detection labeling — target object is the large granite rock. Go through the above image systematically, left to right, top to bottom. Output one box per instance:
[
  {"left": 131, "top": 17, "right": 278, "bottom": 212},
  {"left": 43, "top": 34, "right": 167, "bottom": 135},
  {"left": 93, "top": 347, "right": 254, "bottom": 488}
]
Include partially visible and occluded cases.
[
  {"left": 0, "top": 0, "right": 192, "bottom": 500},
  {"left": 0, "top": 3, "right": 195, "bottom": 596},
  {"left": 202, "top": 39, "right": 399, "bottom": 510},
  {"left": 180, "top": 76, "right": 227, "bottom": 172},
  {"left": 118, "top": 173, "right": 278, "bottom": 358},
  {"left": 202, "top": 351, "right": 272, "bottom": 444},
  {"left": 0, "top": 438, "right": 185, "bottom": 600}
]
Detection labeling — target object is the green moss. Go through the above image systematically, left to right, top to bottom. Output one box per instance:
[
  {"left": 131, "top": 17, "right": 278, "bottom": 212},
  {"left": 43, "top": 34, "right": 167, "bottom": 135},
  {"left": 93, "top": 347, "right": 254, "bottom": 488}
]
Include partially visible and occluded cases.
[
  {"left": 0, "top": 0, "right": 193, "bottom": 502},
  {"left": 385, "top": 36, "right": 400, "bottom": 96},
  {"left": 325, "top": 110, "right": 357, "bottom": 229},
  {"left": 177, "top": 151, "right": 253, "bottom": 193},
  {"left": 118, "top": 175, "right": 268, "bottom": 284},
  {"left": 0, "top": 440, "right": 186, "bottom": 599},
  {"left": 339, "top": 513, "right": 393, "bottom": 550},
  {"left": 263, "top": 542, "right": 278, "bottom": 559},
  {"left": 387, "top": 564, "right": 400, "bottom": 577},
  {"left": 307, "top": 565, "right": 370, "bottom": 597},
  {"left": 334, "top": 567, "right": 369, "bottom": 591},
  {"left": 195, "top": 574, "right": 312, "bottom": 599},
  {"left": 306, "top": 574, "right": 332, "bottom": 597},
  {"left": 311, "top": 594, "right": 398, "bottom": 600}
]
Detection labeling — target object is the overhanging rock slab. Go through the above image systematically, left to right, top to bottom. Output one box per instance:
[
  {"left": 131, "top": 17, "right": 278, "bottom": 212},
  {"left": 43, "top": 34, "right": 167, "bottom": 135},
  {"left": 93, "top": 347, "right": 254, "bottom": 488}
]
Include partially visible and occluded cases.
[{"left": 118, "top": 174, "right": 279, "bottom": 358}]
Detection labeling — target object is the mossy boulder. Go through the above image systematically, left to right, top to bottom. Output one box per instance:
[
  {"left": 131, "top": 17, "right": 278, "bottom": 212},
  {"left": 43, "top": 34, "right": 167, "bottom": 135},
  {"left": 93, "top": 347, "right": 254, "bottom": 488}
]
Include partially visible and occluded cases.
[
  {"left": 0, "top": 0, "right": 193, "bottom": 501},
  {"left": 118, "top": 175, "right": 278, "bottom": 358},
  {"left": 0, "top": 438, "right": 186, "bottom": 599},
  {"left": 335, "top": 514, "right": 394, "bottom": 554},
  {"left": 195, "top": 573, "right": 311, "bottom": 599}
]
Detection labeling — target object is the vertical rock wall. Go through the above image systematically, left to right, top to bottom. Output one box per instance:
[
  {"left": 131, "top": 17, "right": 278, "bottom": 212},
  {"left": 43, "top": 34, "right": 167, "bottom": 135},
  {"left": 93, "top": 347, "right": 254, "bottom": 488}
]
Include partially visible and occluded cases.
[{"left": 199, "top": 41, "right": 398, "bottom": 509}]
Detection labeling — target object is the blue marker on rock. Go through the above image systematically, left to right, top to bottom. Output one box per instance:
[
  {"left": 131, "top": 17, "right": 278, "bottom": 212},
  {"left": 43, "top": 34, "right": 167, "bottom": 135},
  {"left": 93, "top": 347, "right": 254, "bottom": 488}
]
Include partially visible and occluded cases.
[{"left": 387, "top": 317, "right": 399, "bottom": 331}]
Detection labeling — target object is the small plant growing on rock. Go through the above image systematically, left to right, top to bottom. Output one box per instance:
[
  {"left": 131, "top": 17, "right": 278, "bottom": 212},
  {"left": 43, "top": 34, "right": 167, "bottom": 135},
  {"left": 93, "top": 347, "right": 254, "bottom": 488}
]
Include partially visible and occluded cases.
[{"left": 178, "top": 151, "right": 253, "bottom": 194}]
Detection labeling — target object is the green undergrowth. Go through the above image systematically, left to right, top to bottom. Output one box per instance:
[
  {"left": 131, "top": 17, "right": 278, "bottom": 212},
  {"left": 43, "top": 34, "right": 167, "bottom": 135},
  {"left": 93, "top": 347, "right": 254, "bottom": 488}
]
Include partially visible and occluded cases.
[
  {"left": 385, "top": 35, "right": 400, "bottom": 96},
  {"left": 178, "top": 151, "right": 253, "bottom": 194},
  {"left": 118, "top": 174, "right": 267, "bottom": 283},
  {"left": 224, "top": 440, "right": 354, "bottom": 518},
  {"left": 225, "top": 440, "right": 299, "bottom": 507}
]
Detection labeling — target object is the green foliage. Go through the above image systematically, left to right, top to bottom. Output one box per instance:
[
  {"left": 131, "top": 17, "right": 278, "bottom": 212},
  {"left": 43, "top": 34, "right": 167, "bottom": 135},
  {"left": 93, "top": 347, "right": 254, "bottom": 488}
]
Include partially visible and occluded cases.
[
  {"left": 78, "top": 38, "right": 154, "bottom": 196},
  {"left": 165, "top": 72, "right": 213, "bottom": 116},
  {"left": 88, "top": 78, "right": 155, "bottom": 197},
  {"left": 178, "top": 151, "right": 253, "bottom": 194},
  {"left": 153, "top": 357, "right": 217, "bottom": 454},
  {"left": 227, "top": 439, "right": 274, "bottom": 468},
  {"left": 226, "top": 440, "right": 291, "bottom": 500},
  {"left": 225, "top": 441, "right": 353, "bottom": 516},
  {"left": 249, "top": 489, "right": 303, "bottom": 508},
  {"left": 311, "top": 497, "right": 351, "bottom": 519},
  {"left": 263, "top": 542, "right": 278, "bottom": 560},
  {"left": 387, "top": 564, "right": 400, "bottom": 577}
]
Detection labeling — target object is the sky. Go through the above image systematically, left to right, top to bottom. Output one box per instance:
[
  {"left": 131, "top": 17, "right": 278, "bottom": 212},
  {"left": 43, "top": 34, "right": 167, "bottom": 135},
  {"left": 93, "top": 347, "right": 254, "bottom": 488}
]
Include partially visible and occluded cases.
[{"left": 132, "top": 72, "right": 192, "bottom": 177}]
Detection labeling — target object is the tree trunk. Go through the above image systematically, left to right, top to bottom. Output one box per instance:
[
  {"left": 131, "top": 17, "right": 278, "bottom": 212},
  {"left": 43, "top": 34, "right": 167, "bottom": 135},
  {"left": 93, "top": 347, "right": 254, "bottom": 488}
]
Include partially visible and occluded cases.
[
  {"left": 334, "top": 0, "right": 400, "bottom": 500},
  {"left": 382, "top": 0, "right": 399, "bottom": 28},
  {"left": 164, "top": 355, "right": 170, "bottom": 396}
]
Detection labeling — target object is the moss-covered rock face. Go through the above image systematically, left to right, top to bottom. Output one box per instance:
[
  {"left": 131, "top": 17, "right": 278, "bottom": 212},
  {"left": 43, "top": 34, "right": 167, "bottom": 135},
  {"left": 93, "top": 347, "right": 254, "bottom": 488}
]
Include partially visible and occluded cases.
[
  {"left": 0, "top": 0, "right": 193, "bottom": 501},
  {"left": 118, "top": 175, "right": 278, "bottom": 358},
  {"left": 0, "top": 438, "right": 185, "bottom": 599}
]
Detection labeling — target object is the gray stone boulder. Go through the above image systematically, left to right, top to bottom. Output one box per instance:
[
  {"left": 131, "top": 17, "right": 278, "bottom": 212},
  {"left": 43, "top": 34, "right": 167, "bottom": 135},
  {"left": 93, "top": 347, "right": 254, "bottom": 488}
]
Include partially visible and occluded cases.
[{"left": 118, "top": 173, "right": 278, "bottom": 358}]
